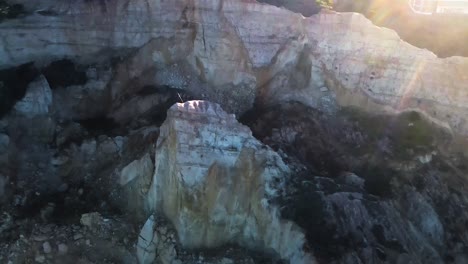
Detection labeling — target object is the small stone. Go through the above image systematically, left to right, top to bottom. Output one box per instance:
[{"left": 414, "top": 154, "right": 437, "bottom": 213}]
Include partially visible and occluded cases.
[
  {"left": 319, "top": 86, "right": 329, "bottom": 92},
  {"left": 417, "top": 154, "right": 432, "bottom": 164},
  {"left": 51, "top": 156, "right": 69, "bottom": 166},
  {"left": 339, "top": 173, "right": 365, "bottom": 189},
  {"left": 57, "top": 183, "right": 68, "bottom": 192},
  {"left": 78, "top": 188, "right": 84, "bottom": 196},
  {"left": 80, "top": 212, "right": 102, "bottom": 230},
  {"left": 39, "top": 225, "right": 54, "bottom": 234},
  {"left": 73, "top": 233, "right": 83, "bottom": 240},
  {"left": 33, "top": 235, "right": 49, "bottom": 242},
  {"left": 85, "top": 239, "right": 91, "bottom": 246},
  {"left": 43, "top": 241, "right": 52, "bottom": 254},
  {"left": 58, "top": 244, "right": 68, "bottom": 255},
  {"left": 35, "top": 255, "right": 46, "bottom": 263},
  {"left": 220, "top": 258, "right": 234, "bottom": 264}
]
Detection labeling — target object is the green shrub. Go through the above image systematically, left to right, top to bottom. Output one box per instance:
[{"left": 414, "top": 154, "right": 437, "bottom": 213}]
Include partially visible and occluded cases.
[{"left": 316, "top": 0, "right": 333, "bottom": 10}]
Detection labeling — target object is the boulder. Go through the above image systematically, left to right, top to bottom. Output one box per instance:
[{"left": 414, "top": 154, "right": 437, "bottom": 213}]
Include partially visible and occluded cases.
[{"left": 146, "top": 100, "right": 314, "bottom": 263}]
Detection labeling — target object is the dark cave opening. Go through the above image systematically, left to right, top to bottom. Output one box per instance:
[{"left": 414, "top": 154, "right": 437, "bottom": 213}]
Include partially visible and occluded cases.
[
  {"left": 0, "top": 59, "right": 91, "bottom": 119},
  {"left": 42, "top": 59, "right": 88, "bottom": 90},
  {"left": 0, "top": 62, "right": 40, "bottom": 118},
  {"left": 76, "top": 116, "right": 120, "bottom": 136}
]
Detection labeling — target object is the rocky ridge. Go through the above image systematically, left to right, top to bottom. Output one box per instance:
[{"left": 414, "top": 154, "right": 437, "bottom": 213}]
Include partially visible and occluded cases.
[{"left": 0, "top": 0, "right": 467, "bottom": 134}]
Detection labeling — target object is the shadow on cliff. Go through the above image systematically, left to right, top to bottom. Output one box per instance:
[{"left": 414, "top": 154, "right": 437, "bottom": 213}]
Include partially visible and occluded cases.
[{"left": 0, "top": 62, "right": 39, "bottom": 118}]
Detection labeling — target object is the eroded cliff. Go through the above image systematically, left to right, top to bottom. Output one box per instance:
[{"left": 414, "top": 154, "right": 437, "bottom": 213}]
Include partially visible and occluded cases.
[
  {"left": 1, "top": 0, "right": 467, "bottom": 135},
  {"left": 1, "top": 1, "right": 468, "bottom": 263}
]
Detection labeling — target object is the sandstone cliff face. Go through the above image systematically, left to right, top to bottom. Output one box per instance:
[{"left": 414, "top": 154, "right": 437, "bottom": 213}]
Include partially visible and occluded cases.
[
  {"left": 1, "top": 0, "right": 467, "bottom": 134},
  {"left": 306, "top": 14, "right": 468, "bottom": 133},
  {"left": 146, "top": 100, "right": 313, "bottom": 263}
]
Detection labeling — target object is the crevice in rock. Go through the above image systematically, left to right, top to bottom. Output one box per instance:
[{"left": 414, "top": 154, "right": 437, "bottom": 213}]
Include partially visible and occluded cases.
[
  {"left": 256, "top": 0, "right": 325, "bottom": 17},
  {"left": 76, "top": 116, "right": 120, "bottom": 137}
]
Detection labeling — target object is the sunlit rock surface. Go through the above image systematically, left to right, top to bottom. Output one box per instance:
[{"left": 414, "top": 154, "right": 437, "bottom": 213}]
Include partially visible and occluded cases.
[
  {"left": 1, "top": 0, "right": 467, "bottom": 133},
  {"left": 146, "top": 100, "right": 313, "bottom": 263}
]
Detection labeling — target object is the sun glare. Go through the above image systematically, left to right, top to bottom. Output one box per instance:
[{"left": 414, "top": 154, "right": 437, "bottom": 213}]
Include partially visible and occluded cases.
[{"left": 409, "top": 0, "right": 468, "bottom": 15}]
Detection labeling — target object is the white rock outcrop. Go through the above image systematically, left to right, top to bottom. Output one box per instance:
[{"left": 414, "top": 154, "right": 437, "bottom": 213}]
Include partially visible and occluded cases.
[{"left": 146, "top": 100, "right": 314, "bottom": 263}]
